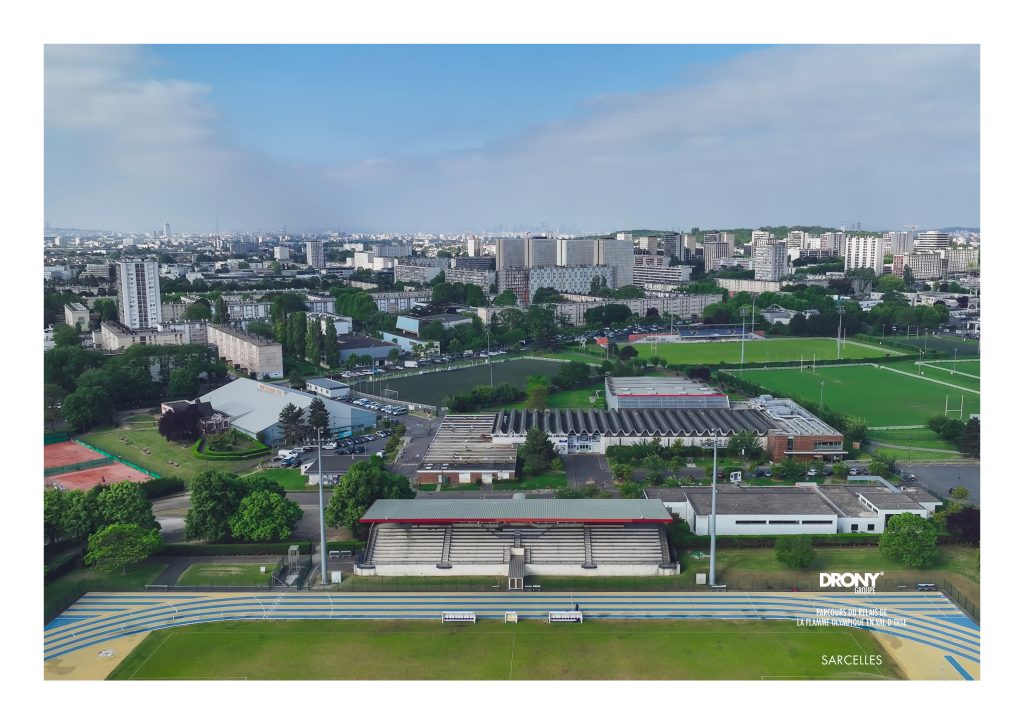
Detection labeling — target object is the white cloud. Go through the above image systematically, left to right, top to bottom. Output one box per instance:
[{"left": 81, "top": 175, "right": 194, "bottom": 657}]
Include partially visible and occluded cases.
[{"left": 45, "top": 44, "right": 978, "bottom": 232}]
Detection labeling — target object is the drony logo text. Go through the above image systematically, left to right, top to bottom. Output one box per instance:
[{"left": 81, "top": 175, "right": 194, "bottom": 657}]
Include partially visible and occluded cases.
[{"left": 819, "top": 572, "right": 884, "bottom": 594}]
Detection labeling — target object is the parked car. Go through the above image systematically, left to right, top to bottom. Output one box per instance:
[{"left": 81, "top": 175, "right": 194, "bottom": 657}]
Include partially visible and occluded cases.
[
  {"left": 322, "top": 442, "right": 337, "bottom": 450},
  {"left": 353, "top": 445, "right": 366, "bottom": 454},
  {"left": 807, "top": 468, "right": 819, "bottom": 476}
]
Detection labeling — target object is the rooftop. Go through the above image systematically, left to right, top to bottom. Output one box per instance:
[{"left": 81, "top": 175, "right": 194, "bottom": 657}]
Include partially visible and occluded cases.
[
  {"left": 208, "top": 323, "right": 279, "bottom": 347},
  {"left": 336, "top": 335, "right": 398, "bottom": 351},
  {"left": 605, "top": 376, "right": 726, "bottom": 398},
  {"left": 306, "top": 377, "right": 348, "bottom": 390},
  {"left": 740, "top": 396, "right": 842, "bottom": 437},
  {"left": 492, "top": 408, "right": 774, "bottom": 437},
  {"left": 420, "top": 414, "right": 518, "bottom": 472},
  {"left": 676, "top": 485, "right": 838, "bottom": 517},
  {"left": 360, "top": 498, "right": 673, "bottom": 524}
]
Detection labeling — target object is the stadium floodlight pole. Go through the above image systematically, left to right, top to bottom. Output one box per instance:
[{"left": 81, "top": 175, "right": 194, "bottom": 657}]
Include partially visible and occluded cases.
[
  {"left": 835, "top": 304, "right": 844, "bottom": 359},
  {"left": 739, "top": 307, "right": 746, "bottom": 368},
  {"left": 487, "top": 328, "right": 492, "bottom": 387},
  {"left": 316, "top": 426, "right": 328, "bottom": 589},
  {"left": 709, "top": 431, "right": 719, "bottom": 587}
]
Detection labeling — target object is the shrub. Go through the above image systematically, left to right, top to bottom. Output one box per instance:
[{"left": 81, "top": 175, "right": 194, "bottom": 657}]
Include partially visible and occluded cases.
[
  {"left": 141, "top": 476, "right": 186, "bottom": 499},
  {"left": 774, "top": 536, "right": 815, "bottom": 568},
  {"left": 160, "top": 541, "right": 313, "bottom": 556}
]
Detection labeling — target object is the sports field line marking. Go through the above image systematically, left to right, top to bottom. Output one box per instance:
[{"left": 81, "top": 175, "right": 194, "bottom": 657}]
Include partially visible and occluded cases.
[
  {"left": 918, "top": 362, "right": 980, "bottom": 380},
  {"left": 876, "top": 365, "right": 979, "bottom": 394},
  {"left": 847, "top": 629, "right": 884, "bottom": 678},
  {"left": 128, "top": 631, "right": 171, "bottom": 680},
  {"left": 508, "top": 631, "right": 516, "bottom": 680}
]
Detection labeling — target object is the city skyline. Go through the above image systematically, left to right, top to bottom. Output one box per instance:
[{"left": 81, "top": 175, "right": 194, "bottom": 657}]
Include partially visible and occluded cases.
[{"left": 45, "top": 44, "right": 979, "bottom": 233}]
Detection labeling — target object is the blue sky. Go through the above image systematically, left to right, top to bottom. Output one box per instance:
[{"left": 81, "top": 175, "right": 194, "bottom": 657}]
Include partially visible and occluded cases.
[{"left": 44, "top": 44, "right": 979, "bottom": 233}]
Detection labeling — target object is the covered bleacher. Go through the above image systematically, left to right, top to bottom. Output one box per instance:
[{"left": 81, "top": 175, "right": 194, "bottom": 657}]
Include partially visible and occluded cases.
[{"left": 356, "top": 497, "right": 679, "bottom": 580}]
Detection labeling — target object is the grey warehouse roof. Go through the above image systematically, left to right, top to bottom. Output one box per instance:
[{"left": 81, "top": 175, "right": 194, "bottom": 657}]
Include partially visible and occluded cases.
[
  {"left": 306, "top": 377, "right": 348, "bottom": 390},
  {"left": 492, "top": 408, "right": 774, "bottom": 437},
  {"left": 673, "top": 485, "right": 838, "bottom": 517},
  {"left": 361, "top": 498, "right": 673, "bottom": 523}
]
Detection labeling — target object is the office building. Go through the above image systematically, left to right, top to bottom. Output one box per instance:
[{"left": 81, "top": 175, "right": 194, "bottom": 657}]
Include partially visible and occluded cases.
[
  {"left": 163, "top": 222, "right": 171, "bottom": 238},
  {"left": 703, "top": 231, "right": 736, "bottom": 256},
  {"left": 883, "top": 231, "right": 913, "bottom": 256},
  {"left": 819, "top": 232, "right": 845, "bottom": 252},
  {"left": 662, "top": 233, "right": 683, "bottom": 259},
  {"left": 526, "top": 236, "right": 558, "bottom": 267},
  {"left": 843, "top": 236, "right": 885, "bottom": 275},
  {"left": 556, "top": 237, "right": 597, "bottom": 267},
  {"left": 596, "top": 237, "right": 634, "bottom": 287},
  {"left": 467, "top": 238, "right": 482, "bottom": 257},
  {"left": 495, "top": 238, "right": 527, "bottom": 270},
  {"left": 305, "top": 240, "right": 326, "bottom": 269},
  {"left": 754, "top": 241, "right": 789, "bottom": 282},
  {"left": 944, "top": 248, "right": 979, "bottom": 274},
  {"left": 893, "top": 253, "right": 947, "bottom": 280},
  {"left": 116, "top": 260, "right": 162, "bottom": 330}
]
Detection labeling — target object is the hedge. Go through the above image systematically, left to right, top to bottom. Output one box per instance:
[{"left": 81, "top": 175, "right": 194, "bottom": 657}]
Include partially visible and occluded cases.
[
  {"left": 191, "top": 437, "right": 271, "bottom": 461},
  {"left": 141, "top": 476, "right": 186, "bottom": 499},
  {"left": 677, "top": 533, "right": 957, "bottom": 549},
  {"left": 160, "top": 541, "right": 313, "bottom": 556},
  {"left": 45, "top": 554, "right": 82, "bottom": 582}
]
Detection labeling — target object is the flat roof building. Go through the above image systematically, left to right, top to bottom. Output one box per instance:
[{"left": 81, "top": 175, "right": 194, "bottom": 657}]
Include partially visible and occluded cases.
[
  {"left": 207, "top": 323, "right": 284, "bottom": 379},
  {"left": 336, "top": 334, "right": 399, "bottom": 364},
  {"left": 604, "top": 376, "right": 730, "bottom": 410},
  {"left": 306, "top": 377, "right": 350, "bottom": 399},
  {"left": 416, "top": 414, "right": 517, "bottom": 485}
]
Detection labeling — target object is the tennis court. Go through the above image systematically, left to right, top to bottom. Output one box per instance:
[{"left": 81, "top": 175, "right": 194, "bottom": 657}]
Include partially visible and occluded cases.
[
  {"left": 44, "top": 441, "right": 106, "bottom": 469},
  {"left": 46, "top": 462, "right": 153, "bottom": 491}
]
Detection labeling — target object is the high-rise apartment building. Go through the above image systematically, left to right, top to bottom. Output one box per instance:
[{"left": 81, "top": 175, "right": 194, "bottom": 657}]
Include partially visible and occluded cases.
[
  {"left": 163, "top": 222, "right": 171, "bottom": 238},
  {"left": 703, "top": 231, "right": 736, "bottom": 257},
  {"left": 883, "top": 231, "right": 913, "bottom": 256},
  {"left": 914, "top": 231, "right": 951, "bottom": 253},
  {"left": 819, "top": 232, "right": 846, "bottom": 252},
  {"left": 662, "top": 233, "right": 682, "bottom": 259},
  {"left": 526, "top": 236, "right": 558, "bottom": 267},
  {"left": 843, "top": 236, "right": 885, "bottom": 274},
  {"left": 596, "top": 237, "right": 634, "bottom": 287},
  {"left": 467, "top": 238, "right": 481, "bottom": 257},
  {"left": 495, "top": 238, "right": 527, "bottom": 270},
  {"left": 556, "top": 238, "right": 597, "bottom": 267},
  {"left": 305, "top": 241, "right": 326, "bottom": 269},
  {"left": 701, "top": 241, "right": 732, "bottom": 271},
  {"left": 754, "top": 242, "right": 789, "bottom": 281},
  {"left": 273, "top": 246, "right": 291, "bottom": 261},
  {"left": 943, "top": 248, "right": 980, "bottom": 274},
  {"left": 116, "top": 260, "right": 162, "bottom": 330}
]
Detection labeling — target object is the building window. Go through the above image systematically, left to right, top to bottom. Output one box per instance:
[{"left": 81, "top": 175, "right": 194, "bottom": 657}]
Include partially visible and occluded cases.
[
  {"left": 786, "top": 436, "right": 794, "bottom": 451},
  {"left": 851, "top": 524, "right": 859, "bottom": 532},
  {"left": 867, "top": 524, "right": 875, "bottom": 531}
]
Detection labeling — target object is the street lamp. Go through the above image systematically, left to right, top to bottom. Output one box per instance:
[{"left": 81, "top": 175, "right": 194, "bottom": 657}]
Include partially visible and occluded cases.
[
  {"left": 820, "top": 380, "right": 824, "bottom": 408},
  {"left": 315, "top": 426, "right": 328, "bottom": 589},
  {"left": 709, "top": 431, "right": 719, "bottom": 587}
]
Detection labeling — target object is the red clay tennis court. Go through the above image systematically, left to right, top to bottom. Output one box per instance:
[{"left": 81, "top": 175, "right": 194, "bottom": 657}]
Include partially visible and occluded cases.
[
  {"left": 44, "top": 441, "right": 106, "bottom": 469},
  {"left": 45, "top": 462, "right": 153, "bottom": 491}
]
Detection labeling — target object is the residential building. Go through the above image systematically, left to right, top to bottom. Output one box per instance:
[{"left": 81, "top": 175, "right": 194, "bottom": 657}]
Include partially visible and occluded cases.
[
  {"left": 703, "top": 231, "right": 736, "bottom": 256},
  {"left": 819, "top": 231, "right": 845, "bottom": 252},
  {"left": 883, "top": 231, "right": 913, "bottom": 256},
  {"left": 914, "top": 231, "right": 951, "bottom": 253},
  {"left": 663, "top": 233, "right": 683, "bottom": 260},
  {"left": 683, "top": 233, "right": 698, "bottom": 259},
  {"left": 526, "top": 236, "right": 558, "bottom": 267},
  {"left": 843, "top": 236, "right": 885, "bottom": 274},
  {"left": 467, "top": 237, "right": 482, "bottom": 257},
  {"left": 495, "top": 237, "right": 527, "bottom": 270},
  {"left": 556, "top": 237, "right": 597, "bottom": 267},
  {"left": 596, "top": 237, "right": 634, "bottom": 287},
  {"left": 306, "top": 240, "right": 326, "bottom": 269},
  {"left": 702, "top": 240, "right": 732, "bottom": 270},
  {"left": 754, "top": 241, "right": 789, "bottom": 281},
  {"left": 372, "top": 242, "right": 413, "bottom": 258},
  {"left": 273, "top": 246, "right": 291, "bottom": 261},
  {"left": 943, "top": 248, "right": 980, "bottom": 274},
  {"left": 893, "top": 253, "right": 947, "bottom": 280},
  {"left": 632, "top": 255, "right": 691, "bottom": 288},
  {"left": 453, "top": 256, "right": 496, "bottom": 271},
  {"left": 715, "top": 257, "right": 754, "bottom": 271},
  {"left": 394, "top": 259, "right": 446, "bottom": 284},
  {"left": 116, "top": 260, "right": 162, "bottom": 329},
  {"left": 84, "top": 263, "right": 113, "bottom": 280},
  {"left": 528, "top": 265, "right": 615, "bottom": 300},
  {"left": 445, "top": 267, "right": 495, "bottom": 291},
  {"left": 716, "top": 278, "right": 784, "bottom": 294},
  {"left": 369, "top": 290, "right": 433, "bottom": 313},
  {"left": 551, "top": 292, "right": 721, "bottom": 326},
  {"left": 63, "top": 302, "right": 90, "bottom": 329},
  {"left": 307, "top": 312, "right": 353, "bottom": 336},
  {"left": 396, "top": 313, "right": 474, "bottom": 337},
  {"left": 97, "top": 320, "right": 207, "bottom": 351},
  {"left": 207, "top": 323, "right": 285, "bottom": 379},
  {"left": 306, "top": 377, "right": 350, "bottom": 400},
  {"left": 199, "top": 378, "right": 376, "bottom": 446}
]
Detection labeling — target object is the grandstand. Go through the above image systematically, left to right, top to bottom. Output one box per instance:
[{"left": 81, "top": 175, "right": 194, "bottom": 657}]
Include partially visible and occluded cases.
[{"left": 357, "top": 496, "right": 678, "bottom": 586}]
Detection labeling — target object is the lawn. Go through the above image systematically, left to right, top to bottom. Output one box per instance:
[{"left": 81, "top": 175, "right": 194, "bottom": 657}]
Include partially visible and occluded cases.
[
  {"left": 631, "top": 337, "right": 905, "bottom": 366},
  {"left": 353, "top": 358, "right": 569, "bottom": 406},
  {"left": 880, "top": 361, "right": 980, "bottom": 392},
  {"left": 734, "top": 364, "right": 981, "bottom": 427},
  {"left": 489, "top": 385, "right": 603, "bottom": 411},
  {"left": 80, "top": 419, "right": 269, "bottom": 479},
  {"left": 868, "top": 427, "right": 960, "bottom": 450},
  {"left": 253, "top": 467, "right": 310, "bottom": 490},
  {"left": 682, "top": 546, "right": 979, "bottom": 607},
  {"left": 45, "top": 562, "right": 166, "bottom": 624},
  {"left": 176, "top": 563, "right": 275, "bottom": 587},
  {"left": 108, "top": 618, "right": 901, "bottom": 680}
]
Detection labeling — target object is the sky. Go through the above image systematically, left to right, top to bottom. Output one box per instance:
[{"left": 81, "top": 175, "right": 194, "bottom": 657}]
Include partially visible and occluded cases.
[{"left": 44, "top": 44, "right": 980, "bottom": 234}]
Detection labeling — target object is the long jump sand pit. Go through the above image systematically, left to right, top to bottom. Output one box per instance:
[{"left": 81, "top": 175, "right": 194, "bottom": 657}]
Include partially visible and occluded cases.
[
  {"left": 44, "top": 441, "right": 106, "bottom": 469},
  {"left": 46, "top": 462, "right": 153, "bottom": 491}
]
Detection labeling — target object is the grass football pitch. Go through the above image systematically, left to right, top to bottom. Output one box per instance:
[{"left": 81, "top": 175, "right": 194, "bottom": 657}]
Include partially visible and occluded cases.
[
  {"left": 632, "top": 337, "right": 904, "bottom": 366},
  {"left": 734, "top": 364, "right": 980, "bottom": 426},
  {"left": 108, "top": 618, "right": 901, "bottom": 680}
]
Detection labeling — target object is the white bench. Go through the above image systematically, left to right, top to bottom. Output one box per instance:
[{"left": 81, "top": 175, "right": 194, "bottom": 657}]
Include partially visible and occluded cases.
[
  {"left": 441, "top": 611, "right": 477, "bottom": 623},
  {"left": 548, "top": 611, "right": 583, "bottom": 623}
]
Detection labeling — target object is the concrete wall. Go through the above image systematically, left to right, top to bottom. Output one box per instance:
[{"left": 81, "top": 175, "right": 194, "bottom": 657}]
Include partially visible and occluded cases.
[
  {"left": 691, "top": 514, "right": 838, "bottom": 536},
  {"left": 357, "top": 562, "right": 672, "bottom": 577}
]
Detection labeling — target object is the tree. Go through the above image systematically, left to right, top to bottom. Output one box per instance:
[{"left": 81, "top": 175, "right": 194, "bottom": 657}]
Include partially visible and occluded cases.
[
  {"left": 492, "top": 289, "right": 518, "bottom": 307},
  {"left": 213, "top": 297, "right": 229, "bottom": 323},
  {"left": 183, "top": 300, "right": 213, "bottom": 321},
  {"left": 288, "top": 311, "right": 307, "bottom": 358},
  {"left": 306, "top": 317, "right": 324, "bottom": 362},
  {"left": 247, "top": 320, "right": 275, "bottom": 339},
  {"left": 322, "top": 321, "right": 338, "bottom": 366},
  {"left": 52, "top": 323, "right": 80, "bottom": 347},
  {"left": 617, "top": 345, "right": 638, "bottom": 361},
  {"left": 387, "top": 348, "right": 401, "bottom": 364},
  {"left": 552, "top": 361, "right": 592, "bottom": 390},
  {"left": 167, "top": 367, "right": 200, "bottom": 398},
  {"left": 289, "top": 368, "right": 305, "bottom": 389},
  {"left": 525, "top": 376, "right": 549, "bottom": 410},
  {"left": 44, "top": 383, "right": 66, "bottom": 431},
  {"left": 61, "top": 385, "right": 114, "bottom": 431},
  {"left": 307, "top": 397, "right": 330, "bottom": 434},
  {"left": 278, "top": 402, "right": 308, "bottom": 445},
  {"left": 158, "top": 404, "right": 202, "bottom": 441},
  {"left": 842, "top": 417, "right": 868, "bottom": 444},
  {"left": 959, "top": 418, "right": 980, "bottom": 458},
  {"left": 520, "top": 426, "right": 558, "bottom": 475},
  {"left": 726, "top": 430, "right": 760, "bottom": 459},
  {"left": 868, "top": 456, "right": 894, "bottom": 477},
  {"left": 773, "top": 457, "right": 807, "bottom": 481},
  {"left": 324, "top": 458, "right": 414, "bottom": 537},
  {"left": 831, "top": 462, "right": 850, "bottom": 479},
  {"left": 611, "top": 463, "right": 634, "bottom": 483},
  {"left": 184, "top": 470, "right": 245, "bottom": 542},
  {"left": 97, "top": 482, "right": 160, "bottom": 530},
  {"left": 619, "top": 482, "right": 645, "bottom": 498},
  {"left": 950, "top": 486, "right": 970, "bottom": 501},
  {"left": 44, "top": 488, "right": 68, "bottom": 544},
  {"left": 60, "top": 488, "right": 104, "bottom": 541},
  {"left": 229, "top": 490, "right": 302, "bottom": 542},
  {"left": 945, "top": 507, "right": 980, "bottom": 545},
  {"left": 879, "top": 513, "right": 938, "bottom": 568},
  {"left": 85, "top": 523, "right": 163, "bottom": 574},
  {"left": 775, "top": 536, "right": 815, "bottom": 568}
]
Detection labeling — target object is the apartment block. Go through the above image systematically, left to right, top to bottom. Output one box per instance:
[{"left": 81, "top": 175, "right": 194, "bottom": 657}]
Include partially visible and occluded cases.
[{"left": 207, "top": 323, "right": 285, "bottom": 379}]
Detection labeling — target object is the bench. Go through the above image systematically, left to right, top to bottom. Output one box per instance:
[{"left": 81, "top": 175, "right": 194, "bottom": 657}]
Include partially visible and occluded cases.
[
  {"left": 916, "top": 583, "right": 937, "bottom": 592},
  {"left": 710, "top": 584, "right": 728, "bottom": 592},
  {"left": 441, "top": 611, "right": 476, "bottom": 623},
  {"left": 548, "top": 611, "right": 583, "bottom": 623}
]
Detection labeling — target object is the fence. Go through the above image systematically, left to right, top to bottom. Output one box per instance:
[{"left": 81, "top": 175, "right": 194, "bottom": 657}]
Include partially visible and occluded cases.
[
  {"left": 44, "top": 431, "right": 72, "bottom": 445},
  {"left": 73, "top": 439, "right": 162, "bottom": 479},
  {"left": 43, "top": 457, "right": 114, "bottom": 476}
]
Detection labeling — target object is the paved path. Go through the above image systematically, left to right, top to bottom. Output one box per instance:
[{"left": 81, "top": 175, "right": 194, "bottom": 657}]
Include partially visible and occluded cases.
[{"left": 44, "top": 590, "right": 979, "bottom": 679}]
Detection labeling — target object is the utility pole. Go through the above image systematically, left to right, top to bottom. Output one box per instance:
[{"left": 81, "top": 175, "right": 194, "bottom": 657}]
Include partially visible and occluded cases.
[
  {"left": 836, "top": 304, "right": 844, "bottom": 359},
  {"left": 316, "top": 426, "right": 328, "bottom": 589},
  {"left": 709, "top": 431, "right": 719, "bottom": 587}
]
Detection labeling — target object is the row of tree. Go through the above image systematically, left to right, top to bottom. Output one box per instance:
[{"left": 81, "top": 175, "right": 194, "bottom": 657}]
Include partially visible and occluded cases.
[{"left": 184, "top": 471, "right": 301, "bottom": 543}]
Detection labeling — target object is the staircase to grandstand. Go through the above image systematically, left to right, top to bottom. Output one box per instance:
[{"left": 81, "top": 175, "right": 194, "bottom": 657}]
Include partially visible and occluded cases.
[{"left": 360, "top": 522, "right": 675, "bottom": 573}]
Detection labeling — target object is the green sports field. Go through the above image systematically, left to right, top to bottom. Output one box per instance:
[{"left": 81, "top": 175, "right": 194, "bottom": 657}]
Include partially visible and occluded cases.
[
  {"left": 633, "top": 337, "right": 904, "bottom": 366},
  {"left": 880, "top": 361, "right": 980, "bottom": 392},
  {"left": 734, "top": 364, "right": 981, "bottom": 426},
  {"left": 108, "top": 619, "right": 901, "bottom": 680}
]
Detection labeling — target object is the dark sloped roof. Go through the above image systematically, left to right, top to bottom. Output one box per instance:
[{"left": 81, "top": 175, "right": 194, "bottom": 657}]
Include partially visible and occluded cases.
[{"left": 492, "top": 407, "right": 774, "bottom": 437}]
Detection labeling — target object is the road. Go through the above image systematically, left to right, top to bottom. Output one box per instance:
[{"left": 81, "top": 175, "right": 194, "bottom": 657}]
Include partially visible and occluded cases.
[{"left": 902, "top": 462, "right": 981, "bottom": 505}]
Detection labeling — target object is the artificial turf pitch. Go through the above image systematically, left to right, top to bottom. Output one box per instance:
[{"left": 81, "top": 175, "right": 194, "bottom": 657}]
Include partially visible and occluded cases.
[
  {"left": 634, "top": 337, "right": 904, "bottom": 366},
  {"left": 734, "top": 364, "right": 981, "bottom": 427},
  {"left": 108, "top": 619, "right": 901, "bottom": 680}
]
